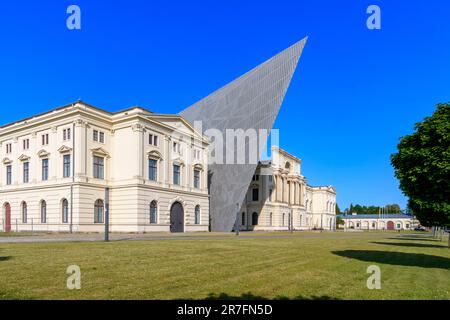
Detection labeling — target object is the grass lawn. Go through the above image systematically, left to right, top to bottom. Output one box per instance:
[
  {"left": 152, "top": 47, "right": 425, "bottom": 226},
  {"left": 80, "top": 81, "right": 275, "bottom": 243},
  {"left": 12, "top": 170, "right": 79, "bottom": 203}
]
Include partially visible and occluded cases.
[{"left": 0, "top": 231, "right": 449, "bottom": 300}]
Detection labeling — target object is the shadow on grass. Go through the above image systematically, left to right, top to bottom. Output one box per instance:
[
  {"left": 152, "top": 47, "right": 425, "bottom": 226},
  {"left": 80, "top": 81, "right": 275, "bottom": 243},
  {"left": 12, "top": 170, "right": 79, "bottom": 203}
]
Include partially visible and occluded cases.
[
  {"left": 372, "top": 241, "right": 447, "bottom": 249},
  {"left": 332, "top": 250, "right": 450, "bottom": 270},
  {"left": 0, "top": 256, "right": 11, "bottom": 262},
  {"left": 205, "top": 293, "right": 339, "bottom": 300}
]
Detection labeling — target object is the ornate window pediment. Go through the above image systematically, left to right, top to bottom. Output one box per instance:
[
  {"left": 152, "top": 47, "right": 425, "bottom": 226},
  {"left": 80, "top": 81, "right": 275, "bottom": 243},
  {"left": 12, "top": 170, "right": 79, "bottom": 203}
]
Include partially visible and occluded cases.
[
  {"left": 58, "top": 145, "right": 73, "bottom": 154},
  {"left": 91, "top": 147, "right": 110, "bottom": 158},
  {"left": 37, "top": 149, "right": 50, "bottom": 158},
  {"left": 148, "top": 150, "right": 163, "bottom": 160},
  {"left": 18, "top": 154, "right": 30, "bottom": 162},
  {"left": 2, "top": 157, "right": 12, "bottom": 165},
  {"left": 172, "top": 157, "right": 185, "bottom": 166},
  {"left": 193, "top": 163, "right": 204, "bottom": 171}
]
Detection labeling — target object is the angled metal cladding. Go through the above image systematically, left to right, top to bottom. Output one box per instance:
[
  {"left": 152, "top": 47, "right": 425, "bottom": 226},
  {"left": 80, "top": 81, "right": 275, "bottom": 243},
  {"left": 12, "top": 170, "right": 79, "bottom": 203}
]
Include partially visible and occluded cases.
[{"left": 180, "top": 38, "right": 307, "bottom": 231}]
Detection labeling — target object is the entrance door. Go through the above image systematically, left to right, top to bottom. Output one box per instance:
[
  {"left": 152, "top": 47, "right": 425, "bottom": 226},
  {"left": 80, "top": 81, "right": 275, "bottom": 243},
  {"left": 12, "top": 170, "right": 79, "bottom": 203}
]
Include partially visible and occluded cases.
[
  {"left": 170, "top": 202, "right": 184, "bottom": 233},
  {"left": 4, "top": 203, "right": 11, "bottom": 232},
  {"left": 387, "top": 221, "right": 394, "bottom": 230}
]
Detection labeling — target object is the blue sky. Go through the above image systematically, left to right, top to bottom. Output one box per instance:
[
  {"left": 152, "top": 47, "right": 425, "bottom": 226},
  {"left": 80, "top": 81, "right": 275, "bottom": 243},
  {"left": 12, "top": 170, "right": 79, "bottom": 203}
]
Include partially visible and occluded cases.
[{"left": 0, "top": 0, "right": 449, "bottom": 210}]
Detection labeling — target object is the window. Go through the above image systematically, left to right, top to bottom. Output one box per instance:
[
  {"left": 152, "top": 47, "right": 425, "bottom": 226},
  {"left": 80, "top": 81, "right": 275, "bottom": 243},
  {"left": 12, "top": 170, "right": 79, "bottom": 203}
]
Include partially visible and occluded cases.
[
  {"left": 63, "top": 128, "right": 71, "bottom": 141},
  {"left": 93, "top": 130, "right": 99, "bottom": 141},
  {"left": 99, "top": 132, "right": 105, "bottom": 143},
  {"left": 42, "top": 134, "right": 49, "bottom": 145},
  {"left": 149, "top": 134, "right": 158, "bottom": 146},
  {"left": 23, "top": 139, "right": 29, "bottom": 150},
  {"left": 173, "top": 142, "right": 181, "bottom": 154},
  {"left": 6, "top": 143, "right": 12, "bottom": 154},
  {"left": 194, "top": 149, "right": 201, "bottom": 160},
  {"left": 63, "top": 155, "right": 71, "bottom": 178},
  {"left": 93, "top": 156, "right": 104, "bottom": 179},
  {"left": 42, "top": 159, "right": 49, "bottom": 181},
  {"left": 149, "top": 159, "right": 157, "bottom": 181},
  {"left": 23, "top": 162, "right": 29, "bottom": 183},
  {"left": 173, "top": 164, "right": 180, "bottom": 185},
  {"left": 6, "top": 165, "right": 12, "bottom": 185},
  {"left": 193, "top": 170, "right": 200, "bottom": 188},
  {"left": 252, "top": 175, "right": 259, "bottom": 181},
  {"left": 269, "top": 175, "right": 273, "bottom": 182},
  {"left": 252, "top": 188, "right": 259, "bottom": 201},
  {"left": 269, "top": 189, "right": 273, "bottom": 202},
  {"left": 62, "top": 199, "right": 69, "bottom": 223},
  {"left": 94, "top": 200, "right": 104, "bottom": 223},
  {"left": 41, "top": 201, "right": 47, "bottom": 223},
  {"left": 150, "top": 201, "right": 157, "bottom": 224},
  {"left": 22, "top": 202, "right": 27, "bottom": 224},
  {"left": 195, "top": 205, "right": 200, "bottom": 224},
  {"left": 241, "top": 212, "right": 246, "bottom": 226},
  {"left": 252, "top": 212, "right": 258, "bottom": 226},
  {"left": 269, "top": 212, "right": 273, "bottom": 226},
  {"left": 372, "top": 222, "right": 376, "bottom": 228},
  {"left": 406, "top": 223, "right": 410, "bottom": 229}
]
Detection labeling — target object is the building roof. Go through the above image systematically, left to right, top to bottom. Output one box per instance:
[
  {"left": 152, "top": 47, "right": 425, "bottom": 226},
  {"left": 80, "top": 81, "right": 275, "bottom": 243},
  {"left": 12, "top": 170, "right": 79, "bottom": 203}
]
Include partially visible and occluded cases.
[{"left": 338, "top": 214, "right": 414, "bottom": 219}]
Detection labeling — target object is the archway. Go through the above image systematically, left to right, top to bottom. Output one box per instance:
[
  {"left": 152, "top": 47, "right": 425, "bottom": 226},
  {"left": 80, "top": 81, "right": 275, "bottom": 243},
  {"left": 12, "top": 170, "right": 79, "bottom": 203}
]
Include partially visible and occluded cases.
[
  {"left": 170, "top": 202, "right": 184, "bottom": 233},
  {"left": 4, "top": 203, "right": 11, "bottom": 232},
  {"left": 387, "top": 221, "right": 395, "bottom": 230}
]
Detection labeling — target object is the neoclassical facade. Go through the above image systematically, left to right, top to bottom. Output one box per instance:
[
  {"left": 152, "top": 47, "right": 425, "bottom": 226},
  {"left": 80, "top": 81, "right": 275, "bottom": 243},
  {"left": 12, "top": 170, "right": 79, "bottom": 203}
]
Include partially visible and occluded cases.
[
  {"left": 0, "top": 101, "right": 209, "bottom": 233},
  {"left": 241, "top": 146, "right": 337, "bottom": 231},
  {"left": 339, "top": 214, "right": 417, "bottom": 231}
]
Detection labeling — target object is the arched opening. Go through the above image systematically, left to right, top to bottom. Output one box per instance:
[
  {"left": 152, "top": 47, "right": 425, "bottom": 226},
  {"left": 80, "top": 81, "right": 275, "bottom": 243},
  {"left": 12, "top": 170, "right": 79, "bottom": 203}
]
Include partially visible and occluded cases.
[
  {"left": 62, "top": 199, "right": 69, "bottom": 224},
  {"left": 94, "top": 199, "right": 104, "bottom": 224},
  {"left": 40, "top": 200, "right": 47, "bottom": 224},
  {"left": 21, "top": 201, "right": 27, "bottom": 224},
  {"left": 150, "top": 201, "right": 157, "bottom": 224},
  {"left": 170, "top": 201, "right": 184, "bottom": 233},
  {"left": 3, "top": 203, "right": 11, "bottom": 232},
  {"left": 194, "top": 205, "right": 200, "bottom": 225},
  {"left": 241, "top": 212, "right": 246, "bottom": 226},
  {"left": 252, "top": 212, "right": 258, "bottom": 226},
  {"left": 269, "top": 212, "right": 273, "bottom": 226},
  {"left": 387, "top": 221, "right": 395, "bottom": 230}
]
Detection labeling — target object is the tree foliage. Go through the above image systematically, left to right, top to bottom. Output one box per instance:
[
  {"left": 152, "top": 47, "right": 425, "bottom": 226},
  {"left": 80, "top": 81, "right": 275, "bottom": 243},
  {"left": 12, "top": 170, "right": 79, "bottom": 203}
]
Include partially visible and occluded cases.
[
  {"left": 391, "top": 103, "right": 450, "bottom": 227},
  {"left": 346, "top": 203, "right": 401, "bottom": 214}
]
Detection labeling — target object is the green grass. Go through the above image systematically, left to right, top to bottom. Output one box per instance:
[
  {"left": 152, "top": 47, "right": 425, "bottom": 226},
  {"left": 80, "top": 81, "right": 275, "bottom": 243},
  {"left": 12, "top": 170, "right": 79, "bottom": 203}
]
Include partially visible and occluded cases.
[{"left": 0, "top": 231, "right": 449, "bottom": 300}]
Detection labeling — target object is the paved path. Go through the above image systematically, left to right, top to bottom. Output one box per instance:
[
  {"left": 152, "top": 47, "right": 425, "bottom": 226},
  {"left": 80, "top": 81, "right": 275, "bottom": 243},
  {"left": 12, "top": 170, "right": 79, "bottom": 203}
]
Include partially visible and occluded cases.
[{"left": 0, "top": 231, "right": 423, "bottom": 244}]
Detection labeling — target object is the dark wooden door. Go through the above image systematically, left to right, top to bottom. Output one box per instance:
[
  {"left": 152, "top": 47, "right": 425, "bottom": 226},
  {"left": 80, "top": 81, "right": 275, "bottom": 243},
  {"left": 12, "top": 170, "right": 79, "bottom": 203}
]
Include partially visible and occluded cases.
[
  {"left": 170, "top": 202, "right": 184, "bottom": 233},
  {"left": 4, "top": 203, "right": 11, "bottom": 232},
  {"left": 387, "top": 221, "right": 394, "bottom": 230}
]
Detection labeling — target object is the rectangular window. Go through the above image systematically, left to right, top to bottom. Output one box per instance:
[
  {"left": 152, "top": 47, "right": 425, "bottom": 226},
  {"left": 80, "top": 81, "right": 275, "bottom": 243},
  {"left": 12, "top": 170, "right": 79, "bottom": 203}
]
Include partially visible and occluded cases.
[
  {"left": 63, "top": 128, "right": 71, "bottom": 141},
  {"left": 93, "top": 130, "right": 99, "bottom": 142},
  {"left": 99, "top": 132, "right": 105, "bottom": 143},
  {"left": 42, "top": 134, "right": 49, "bottom": 145},
  {"left": 149, "top": 134, "right": 153, "bottom": 145},
  {"left": 149, "top": 134, "right": 158, "bottom": 146},
  {"left": 153, "top": 135, "right": 158, "bottom": 146},
  {"left": 23, "top": 139, "right": 29, "bottom": 150},
  {"left": 173, "top": 142, "right": 177, "bottom": 153},
  {"left": 6, "top": 143, "right": 12, "bottom": 154},
  {"left": 63, "top": 155, "right": 71, "bottom": 178},
  {"left": 93, "top": 156, "right": 104, "bottom": 179},
  {"left": 42, "top": 159, "right": 49, "bottom": 181},
  {"left": 149, "top": 159, "right": 157, "bottom": 181},
  {"left": 23, "top": 162, "right": 29, "bottom": 183},
  {"left": 173, "top": 164, "right": 180, "bottom": 185},
  {"left": 6, "top": 165, "right": 12, "bottom": 185},
  {"left": 194, "top": 170, "right": 200, "bottom": 188},
  {"left": 252, "top": 175, "right": 259, "bottom": 181},
  {"left": 269, "top": 175, "right": 273, "bottom": 182},
  {"left": 252, "top": 188, "right": 259, "bottom": 201},
  {"left": 269, "top": 189, "right": 273, "bottom": 202}
]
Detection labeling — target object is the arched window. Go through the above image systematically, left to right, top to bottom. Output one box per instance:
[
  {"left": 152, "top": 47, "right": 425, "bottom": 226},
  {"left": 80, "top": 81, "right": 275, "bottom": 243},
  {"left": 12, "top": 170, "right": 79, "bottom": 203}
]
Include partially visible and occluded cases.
[
  {"left": 62, "top": 199, "right": 69, "bottom": 224},
  {"left": 94, "top": 199, "right": 104, "bottom": 224},
  {"left": 40, "top": 200, "right": 47, "bottom": 223},
  {"left": 150, "top": 201, "right": 157, "bottom": 224},
  {"left": 21, "top": 202, "right": 27, "bottom": 224},
  {"left": 194, "top": 205, "right": 200, "bottom": 224},
  {"left": 241, "top": 212, "right": 245, "bottom": 226},
  {"left": 252, "top": 212, "right": 258, "bottom": 226},
  {"left": 269, "top": 212, "right": 273, "bottom": 226},
  {"left": 282, "top": 213, "right": 286, "bottom": 226},
  {"left": 299, "top": 214, "right": 303, "bottom": 226}
]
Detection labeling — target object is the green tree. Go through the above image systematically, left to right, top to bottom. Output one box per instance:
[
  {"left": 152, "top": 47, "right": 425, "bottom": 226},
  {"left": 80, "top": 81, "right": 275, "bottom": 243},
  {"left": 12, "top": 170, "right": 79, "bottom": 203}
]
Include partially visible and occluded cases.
[
  {"left": 391, "top": 103, "right": 450, "bottom": 247},
  {"left": 335, "top": 204, "right": 341, "bottom": 215}
]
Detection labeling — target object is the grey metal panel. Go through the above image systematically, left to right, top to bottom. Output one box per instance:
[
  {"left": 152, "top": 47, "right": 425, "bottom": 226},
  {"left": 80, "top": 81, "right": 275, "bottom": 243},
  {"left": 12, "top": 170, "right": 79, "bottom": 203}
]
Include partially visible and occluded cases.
[{"left": 180, "top": 38, "right": 307, "bottom": 231}]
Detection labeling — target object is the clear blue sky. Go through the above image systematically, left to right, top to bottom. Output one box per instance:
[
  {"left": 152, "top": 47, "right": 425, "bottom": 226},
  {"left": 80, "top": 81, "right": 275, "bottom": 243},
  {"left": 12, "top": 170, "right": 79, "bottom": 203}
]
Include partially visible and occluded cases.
[{"left": 1, "top": 1, "right": 449, "bottom": 210}]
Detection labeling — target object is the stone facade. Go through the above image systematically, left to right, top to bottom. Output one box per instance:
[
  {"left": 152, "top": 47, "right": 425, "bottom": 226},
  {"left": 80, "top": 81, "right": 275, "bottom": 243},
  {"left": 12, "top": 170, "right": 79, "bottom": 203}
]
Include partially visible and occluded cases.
[
  {"left": 0, "top": 101, "right": 209, "bottom": 233},
  {"left": 241, "top": 146, "right": 337, "bottom": 231},
  {"left": 339, "top": 214, "right": 417, "bottom": 231}
]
